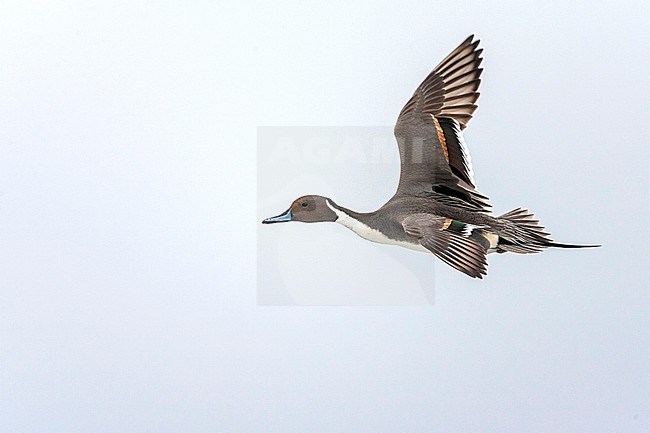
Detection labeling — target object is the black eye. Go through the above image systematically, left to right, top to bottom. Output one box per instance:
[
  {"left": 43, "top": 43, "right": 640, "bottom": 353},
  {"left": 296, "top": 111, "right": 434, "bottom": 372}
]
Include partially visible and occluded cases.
[{"left": 301, "top": 202, "right": 308, "bottom": 207}]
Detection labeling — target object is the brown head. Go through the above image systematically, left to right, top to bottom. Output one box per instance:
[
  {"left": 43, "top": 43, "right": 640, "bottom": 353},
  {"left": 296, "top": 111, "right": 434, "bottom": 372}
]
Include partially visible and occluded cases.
[{"left": 262, "top": 195, "right": 338, "bottom": 224}]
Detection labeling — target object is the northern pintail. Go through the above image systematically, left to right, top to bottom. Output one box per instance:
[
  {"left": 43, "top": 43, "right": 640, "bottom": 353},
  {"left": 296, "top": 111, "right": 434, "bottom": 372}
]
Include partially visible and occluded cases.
[{"left": 263, "top": 35, "right": 599, "bottom": 278}]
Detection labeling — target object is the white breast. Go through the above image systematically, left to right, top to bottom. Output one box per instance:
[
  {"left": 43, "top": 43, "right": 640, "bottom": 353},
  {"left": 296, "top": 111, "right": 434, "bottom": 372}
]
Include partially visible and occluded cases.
[{"left": 326, "top": 201, "right": 429, "bottom": 253}]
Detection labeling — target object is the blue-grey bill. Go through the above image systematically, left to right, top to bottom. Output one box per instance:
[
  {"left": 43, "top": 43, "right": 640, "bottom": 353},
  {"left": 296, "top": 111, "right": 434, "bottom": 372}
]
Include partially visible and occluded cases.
[{"left": 262, "top": 209, "right": 292, "bottom": 224}]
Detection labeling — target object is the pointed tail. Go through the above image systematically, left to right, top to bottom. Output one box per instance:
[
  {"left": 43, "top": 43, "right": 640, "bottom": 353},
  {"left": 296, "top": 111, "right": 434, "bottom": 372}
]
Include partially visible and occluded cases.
[{"left": 495, "top": 208, "right": 600, "bottom": 254}]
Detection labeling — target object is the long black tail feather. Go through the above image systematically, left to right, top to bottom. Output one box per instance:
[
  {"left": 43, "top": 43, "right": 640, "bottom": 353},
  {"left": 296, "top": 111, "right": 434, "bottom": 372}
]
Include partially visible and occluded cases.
[{"left": 496, "top": 208, "right": 600, "bottom": 254}]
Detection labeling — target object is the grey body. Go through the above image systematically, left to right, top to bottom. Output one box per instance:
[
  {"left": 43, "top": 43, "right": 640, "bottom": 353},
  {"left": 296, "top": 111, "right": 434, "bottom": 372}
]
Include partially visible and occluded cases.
[
  {"left": 263, "top": 36, "right": 599, "bottom": 278},
  {"left": 334, "top": 195, "right": 493, "bottom": 244}
]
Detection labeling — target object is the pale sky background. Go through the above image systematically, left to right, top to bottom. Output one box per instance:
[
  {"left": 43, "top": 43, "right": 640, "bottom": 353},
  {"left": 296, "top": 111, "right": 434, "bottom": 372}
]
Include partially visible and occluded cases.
[{"left": 1, "top": 1, "right": 649, "bottom": 432}]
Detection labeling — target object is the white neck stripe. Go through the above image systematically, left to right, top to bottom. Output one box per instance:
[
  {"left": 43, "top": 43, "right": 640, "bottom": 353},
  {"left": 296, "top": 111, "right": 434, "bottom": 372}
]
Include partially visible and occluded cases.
[{"left": 325, "top": 200, "right": 428, "bottom": 253}]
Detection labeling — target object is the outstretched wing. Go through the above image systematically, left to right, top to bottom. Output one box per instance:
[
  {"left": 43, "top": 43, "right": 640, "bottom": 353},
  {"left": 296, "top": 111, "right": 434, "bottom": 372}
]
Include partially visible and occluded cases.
[
  {"left": 394, "top": 35, "right": 488, "bottom": 210},
  {"left": 398, "top": 35, "right": 483, "bottom": 129},
  {"left": 402, "top": 213, "right": 488, "bottom": 278}
]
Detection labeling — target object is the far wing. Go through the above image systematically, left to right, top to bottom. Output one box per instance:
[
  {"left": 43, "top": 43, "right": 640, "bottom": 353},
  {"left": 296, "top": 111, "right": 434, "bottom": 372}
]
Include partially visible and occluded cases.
[
  {"left": 397, "top": 34, "right": 483, "bottom": 129},
  {"left": 394, "top": 35, "right": 487, "bottom": 209}
]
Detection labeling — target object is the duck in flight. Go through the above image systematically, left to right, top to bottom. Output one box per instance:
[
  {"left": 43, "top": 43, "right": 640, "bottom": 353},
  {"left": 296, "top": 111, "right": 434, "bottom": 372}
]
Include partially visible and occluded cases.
[{"left": 263, "top": 35, "right": 599, "bottom": 278}]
